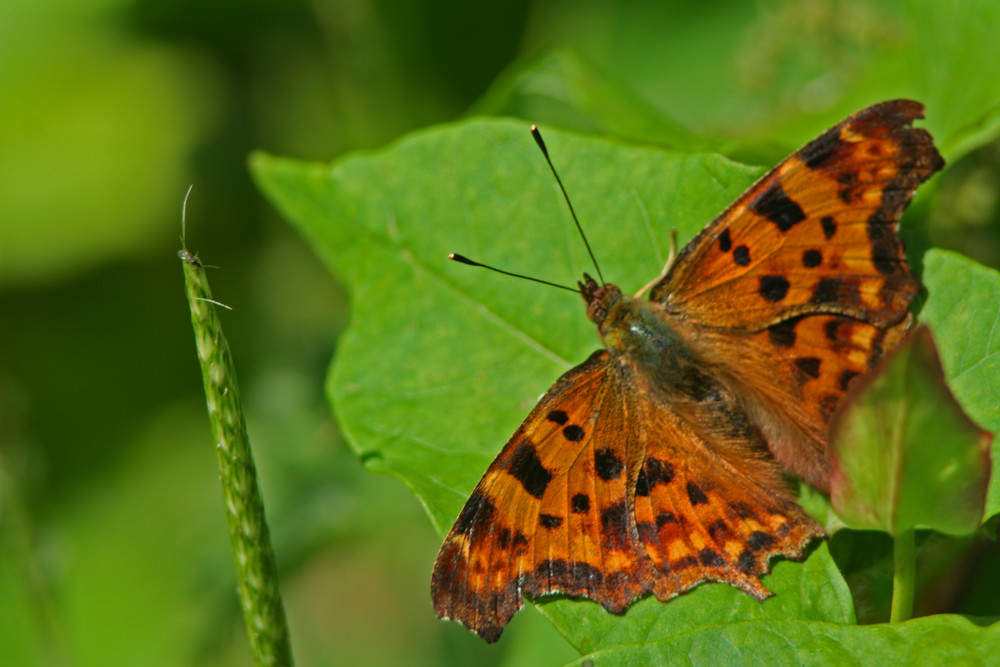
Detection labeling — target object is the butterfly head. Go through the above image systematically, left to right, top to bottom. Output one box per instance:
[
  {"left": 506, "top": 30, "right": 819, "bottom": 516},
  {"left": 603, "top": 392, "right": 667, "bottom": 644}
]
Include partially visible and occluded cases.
[{"left": 579, "top": 273, "right": 625, "bottom": 329}]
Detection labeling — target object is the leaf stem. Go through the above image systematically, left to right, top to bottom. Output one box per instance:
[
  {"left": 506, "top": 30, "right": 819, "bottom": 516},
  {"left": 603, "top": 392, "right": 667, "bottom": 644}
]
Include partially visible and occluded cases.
[
  {"left": 180, "top": 245, "right": 294, "bottom": 666},
  {"left": 890, "top": 528, "right": 916, "bottom": 623}
]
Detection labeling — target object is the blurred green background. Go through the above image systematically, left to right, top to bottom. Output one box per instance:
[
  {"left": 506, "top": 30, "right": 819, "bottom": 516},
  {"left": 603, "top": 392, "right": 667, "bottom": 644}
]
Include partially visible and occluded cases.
[{"left": 2, "top": 1, "right": 999, "bottom": 665}]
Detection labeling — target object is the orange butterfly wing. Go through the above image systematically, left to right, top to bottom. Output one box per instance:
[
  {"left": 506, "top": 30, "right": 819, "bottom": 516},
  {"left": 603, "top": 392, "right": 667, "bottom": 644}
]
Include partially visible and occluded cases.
[
  {"left": 651, "top": 100, "right": 943, "bottom": 490},
  {"left": 432, "top": 351, "right": 638, "bottom": 643}
]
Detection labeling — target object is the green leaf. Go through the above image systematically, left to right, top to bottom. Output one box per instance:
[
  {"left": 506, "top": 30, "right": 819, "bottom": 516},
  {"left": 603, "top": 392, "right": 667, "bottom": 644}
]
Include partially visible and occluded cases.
[
  {"left": 920, "top": 249, "right": 1000, "bottom": 522},
  {"left": 829, "top": 327, "right": 993, "bottom": 536},
  {"left": 569, "top": 614, "right": 1000, "bottom": 666}
]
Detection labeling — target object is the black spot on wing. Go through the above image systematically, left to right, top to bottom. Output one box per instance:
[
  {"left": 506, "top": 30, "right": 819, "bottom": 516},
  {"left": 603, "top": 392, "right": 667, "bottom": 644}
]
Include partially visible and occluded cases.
[
  {"left": 800, "top": 126, "right": 847, "bottom": 169},
  {"left": 837, "top": 171, "right": 858, "bottom": 204},
  {"left": 750, "top": 182, "right": 806, "bottom": 232},
  {"left": 821, "top": 216, "right": 837, "bottom": 240},
  {"left": 718, "top": 228, "right": 732, "bottom": 252},
  {"left": 733, "top": 245, "right": 751, "bottom": 266},
  {"left": 802, "top": 249, "right": 822, "bottom": 268},
  {"left": 759, "top": 275, "right": 790, "bottom": 302},
  {"left": 811, "top": 277, "right": 841, "bottom": 304},
  {"left": 767, "top": 318, "right": 798, "bottom": 348},
  {"left": 824, "top": 318, "right": 843, "bottom": 342},
  {"left": 795, "top": 357, "right": 821, "bottom": 379},
  {"left": 839, "top": 370, "right": 860, "bottom": 391},
  {"left": 547, "top": 410, "right": 569, "bottom": 425},
  {"left": 563, "top": 424, "right": 585, "bottom": 442},
  {"left": 506, "top": 444, "right": 552, "bottom": 499},
  {"left": 594, "top": 448, "right": 624, "bottom": 481},
  {"left": 635, "top": 457, "right": 676, "bottom": 497},
  {"left": 686, "top": 481, "right": 709, "bottom": 506},
  {"left": 454, "top": 489, "right": 494, "bottom": 536},
  {"left": 571, "top": 493, "right": 590, "bottom": 513},
  {"left": 600, "top": 501, "right": 631, "bottom": 549},
  {"left": 729, "top": 502, "right": 757, "bottom": 519},
  {"left": 656, "top": 512, "right": 677, "bottom": 527},
  {"left": 539, "top": 513, "right": 563, "bottom": 529},
  {"left": 707, "top": 521, "right": 732, "bottom": 543},
  {"left": 496, "top": 527, "right": 512, "bottom": 549},
  {"left": 497, "top": 527, "right": 529, "bottom": 550},
  {"left": 747, "top": 531, "right": 777, "bottom": 552},
  {"left": 699, "top": 548, "right": 725, "bottom": 567},
  {"left": 737, "top": 548, "right": 759, "bottom": 575}
]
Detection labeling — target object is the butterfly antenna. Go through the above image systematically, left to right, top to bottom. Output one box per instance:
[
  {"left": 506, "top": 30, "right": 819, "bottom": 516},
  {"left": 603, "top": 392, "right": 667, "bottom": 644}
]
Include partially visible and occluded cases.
[
  {"left": 531, "top": 125, "right": 605, "bottom": 285},
  {"left": 448, "top": 253, "right": 578, "bottom": 293}
]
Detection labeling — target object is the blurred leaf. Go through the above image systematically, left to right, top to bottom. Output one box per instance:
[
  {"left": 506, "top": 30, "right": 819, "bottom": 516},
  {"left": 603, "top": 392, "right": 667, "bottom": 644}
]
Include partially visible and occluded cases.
[
  {"left": 0, "top": 0, "right": 218, "bottom": 285},
  {"left": 906, "top": 0, "right": 1000, "bottom": 161},
  {"left": 509, "top": 1, "right": 1000, "bottom": 162},
  {"left": 471, "top": 50, "right": 712, "bottom": 151},
  {"left": 920, "top": 250, "right": 1000, "bottom": 521},
  {"left": 829, "top": 327, "right": 992, "bottom": 536}
]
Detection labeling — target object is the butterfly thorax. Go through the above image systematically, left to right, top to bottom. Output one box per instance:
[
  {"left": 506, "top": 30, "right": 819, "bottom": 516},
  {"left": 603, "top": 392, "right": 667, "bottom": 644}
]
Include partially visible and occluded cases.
[{"left": 581, "top": 275, "right": 704, "bottom": 397}]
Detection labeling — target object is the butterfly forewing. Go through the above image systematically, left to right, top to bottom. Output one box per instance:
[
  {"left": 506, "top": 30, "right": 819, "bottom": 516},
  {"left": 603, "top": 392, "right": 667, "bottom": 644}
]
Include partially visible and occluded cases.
[
  {"left": 652, "top": 99, "right": 941, "bottom": 330},
  {"left": 432, "top": 350, "right": 644, "bottom": 642}
]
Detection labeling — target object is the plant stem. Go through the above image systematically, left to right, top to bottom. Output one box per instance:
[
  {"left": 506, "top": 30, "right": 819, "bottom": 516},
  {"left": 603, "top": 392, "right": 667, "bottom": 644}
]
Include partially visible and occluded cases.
[
  {"left": 181, "top": 246, "right": 294, "bottom": 666},
  {"left": 890, "top": 528, "right": 916, "bottom": 623}
]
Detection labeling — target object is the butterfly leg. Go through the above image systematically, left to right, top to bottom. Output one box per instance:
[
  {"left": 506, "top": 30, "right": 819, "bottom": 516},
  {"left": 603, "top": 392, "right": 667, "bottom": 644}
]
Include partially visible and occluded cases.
[{"left": 636, "top": 229, "right": 678, "bottom": 298}]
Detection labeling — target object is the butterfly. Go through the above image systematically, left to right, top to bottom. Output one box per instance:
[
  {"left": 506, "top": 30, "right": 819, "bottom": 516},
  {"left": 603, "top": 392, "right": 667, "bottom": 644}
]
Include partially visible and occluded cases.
[{"left": 431, "top": 100, "right": 944, "bottom": 642}]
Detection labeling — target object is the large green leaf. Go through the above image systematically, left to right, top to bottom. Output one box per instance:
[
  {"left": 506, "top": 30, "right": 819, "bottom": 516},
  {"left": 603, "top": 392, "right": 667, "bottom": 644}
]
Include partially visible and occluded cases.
[
  {"left": 251, "top": 117, "right": 997, "bottom": 656},
  {"left": 569, "top": 614, "right": 1000, "bottom": 666}
]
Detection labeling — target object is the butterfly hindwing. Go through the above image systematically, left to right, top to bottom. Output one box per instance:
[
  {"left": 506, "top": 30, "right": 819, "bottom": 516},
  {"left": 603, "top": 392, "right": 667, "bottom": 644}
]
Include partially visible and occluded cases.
[{"left": 622, "top": 362, "right": 823, "bottom": 605}]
